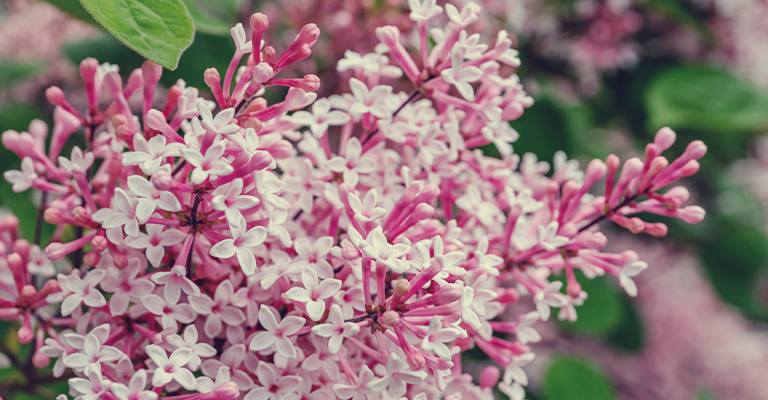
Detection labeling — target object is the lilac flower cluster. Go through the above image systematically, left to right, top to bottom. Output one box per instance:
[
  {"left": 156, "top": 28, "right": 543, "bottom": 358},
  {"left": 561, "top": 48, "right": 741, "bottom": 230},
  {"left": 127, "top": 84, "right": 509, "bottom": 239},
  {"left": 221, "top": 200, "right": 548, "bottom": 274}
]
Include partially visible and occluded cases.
[{"left": 0, "top": 1, "right": 706, "bottom": 399}]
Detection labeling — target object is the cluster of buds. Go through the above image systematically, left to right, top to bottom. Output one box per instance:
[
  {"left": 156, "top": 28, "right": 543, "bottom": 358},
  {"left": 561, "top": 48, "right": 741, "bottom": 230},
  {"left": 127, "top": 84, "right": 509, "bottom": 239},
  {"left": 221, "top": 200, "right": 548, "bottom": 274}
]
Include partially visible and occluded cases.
[{"left": 0, "top": 1, "right": 705, "bottom": 399}]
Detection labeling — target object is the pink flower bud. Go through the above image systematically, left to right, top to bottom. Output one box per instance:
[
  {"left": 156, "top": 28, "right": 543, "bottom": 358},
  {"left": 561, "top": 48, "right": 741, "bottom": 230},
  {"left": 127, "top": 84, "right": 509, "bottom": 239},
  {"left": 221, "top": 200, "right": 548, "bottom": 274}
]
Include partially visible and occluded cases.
[
  {"left": 250, "top": 13, "right": 269, "bottom": 33},
  {"left": 296, "top": 23, "right": 320, "bottom": 47},
  {"left": 375, "top": 26, "right": 400, "bottom": 48},
  {"left": 262, "top": 46, "right": 276, "bottom": 64},
  {"left": 79, "top": 58, "right": 99, "bottom": 82},
  {"left": 142, "top": 60, "right": 163, "bottom": 84},
  {"left": 252, "top": 62, "right": 274, "bottom": 85},
  {"left": 204, "top": 68, "right": 221, "bottom": 86},
  {"left": 125, "top": 69, "right": 144, "bottom": 95},
  {"left": 103, "top": 71, "right": 123, "bottom": 95},
  {"left": 299, "top": 74, "right": 320, "bottom": 91},
  {"left": 45, "top": 86, "right": 65, "bottom": 106},
  {"left": 145, "top": 109, "right": 170, "bottom": 131},
  {"left": 654, "top": 127, "right": 676, "bottom": 151},
  {"left": 268, "top": 140, "right": 295, "bottom": 159},
  {"left": 685, "top": 140, "right": 707, "bottom": 160},
  {"left": 648, "top": 156, "right": 668, "bottom": 177},
  {"left": 585, "top": 159, "right": 607, "bottom": 184},
  {"left": 679, "top": 160, "right": 700, "bottom": 177},
  {"left": 152, "top": 169, "right": 174, "bottom": 191},
  {"left": 72, "top": 206, "right": 90, "bottom": 224},
  {"left": 681, "top": 206, "right": 705, "bottom": 224},
  {"left": 44, "top": 208, "right": 64, "bottom": 224},
  {"left": 1, "top": 214, "right": 20, "bottom": 232},
  {"left": 627, "top": 217, "right": 644, "bottom": 234},
  {"left": 558, "top": 222, "right": 577, "bottom": 238},
  {"left": 644, "top": 222, "right": 668, "bottom": 237},
  {"left": 91, "top": 235, "right": 108, "bottom": 253},
  {"left": 13, "top": 240, "right": 29, "bottom": 259},
  {"left": 45, "top": 243, "right": 67, "bottom": 261},
  {"left": 83, "top": 251, "right": 101, "bottom": 267},
  {"left": 113, "top": 252, "right": 129, "bottom": 270},
  {"left": 39, "top": 279, "right": 61, "bottom": 298},
  {"left": 394, "top": 279, "right": 410, "bottom": 297},
  {"left": 567, "top": 279, "right": 582, "bottom": 298},
  {"left": 435, "top": 283, "right": 462, "bottom": 303},
  {"left": 20, "top": 285, "right": 37, "bottom": 304},
  {"left": 496, "top": 288, "right": 520, "bottom": 304},
  {"left": 380, "top": 310, "right": 400, "bottom": 326},
  {"left": 17, "top": 321, "right": 34, "bottom": 344},
  {"left": 406, "top": 350, "right": 425, "bottom": 370},
  {"left": 32, "top": 352, "right": 50, "bottom": 368},
  {"left": 480, "top": 366, "right": 501, "bottom": 389},
  {"left": 209, "top": 382, "right": 240, "bottom": 400}
]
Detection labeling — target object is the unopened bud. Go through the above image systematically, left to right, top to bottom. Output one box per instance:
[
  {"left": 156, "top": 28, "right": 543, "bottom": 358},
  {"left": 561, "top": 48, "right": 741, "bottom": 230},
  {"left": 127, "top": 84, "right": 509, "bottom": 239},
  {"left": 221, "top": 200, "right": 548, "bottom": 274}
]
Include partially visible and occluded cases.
[
  {"left": 250, "top": 13, "right": 269, "bottom": 33},
  {"left": 296, "top": 23, "right": 320, "bottom": 47},
  {"left": 262, "top": 46, "right": 276, "bottom": 64},
  {"left": 79, "top": 58, "right": 99, "bottom": 81},
  {"left": 252, "top": 63, "right": 274, "bottom": 85},
  {"left": 204, "top": 68, "right": 221, "bottom": 87},
  {"left": 299, "top": 74, "right": 320, "bottom": 91},
  {"left": 45, "top": 87, "right": 65, "bottom": 106},
  {"left": 654, "top": 127, "right": 676, "bottom": 151},
  {"left": 268, "top": 140, "right": 294, "bottom": 159},
  {"left": 685, "top": 140, "right": 707, "bottom": 160},
  {"left": 72, "top": 206, "right": 90, "bottom": 224},
  {"left": 681, "top": 206, "right": 706, "bottom": 224},
  {"left": 44, "top": 208, "right": 64, "bottom": 224},
  {"left": 0, "top": 214, "right": 19, "bottom": 232},
  {"left": 627, "top": 217, "right": 644, "bottom": 234},
  {"left": 645, "top": 222, "right": 668, "bottom": 237},
  {"left": 91, "top": 236, "right": 108, "bottom": 253},
  {"left": 45, "top": 243, "right": 67, "bottom": 261},
  {"left": 83, "top": 251, "right": 101, "bottom": 267},
  {"left": 113, "top": 252, "right": 129, "bottom": 270},
  {"left": 566, "top": 280, "right": 582, "bottom": 298},
  {"left": 434, "top": 283, "right": 462, "bottom": 303},
  {"left": 496, "top": 288, "right": 520, "bottom": 304},
  {"left": 380, "top": 310, "right": 400, "bottom": 327},
  {"left": 17, "top": 323, "right": 34, "bottom": 344},
  {"left": 406, "top": 351, "right": 425, "bottom": 370},
  {"left": 32, "top": 352, "right": 50, "bottom": 368},
  {"left": 480, "top": 366, "right": 501, "bottom": 389}
]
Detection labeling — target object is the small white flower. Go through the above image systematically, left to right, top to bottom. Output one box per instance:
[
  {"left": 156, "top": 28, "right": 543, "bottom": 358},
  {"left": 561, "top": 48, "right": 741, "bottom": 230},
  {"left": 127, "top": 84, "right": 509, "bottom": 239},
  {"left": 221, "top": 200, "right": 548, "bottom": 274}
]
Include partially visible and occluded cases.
[
  {"left": 4, "top": 157, "right": 37, "bottom": 192},
  {"left": 619, "top": 258, "right": 648, "bottom": 297},
  {"left": 285, "top": 268, "right": 342, "bottom": 321},
  {"left": 311, "top": 304, "right": 360, "bottom": 354}
]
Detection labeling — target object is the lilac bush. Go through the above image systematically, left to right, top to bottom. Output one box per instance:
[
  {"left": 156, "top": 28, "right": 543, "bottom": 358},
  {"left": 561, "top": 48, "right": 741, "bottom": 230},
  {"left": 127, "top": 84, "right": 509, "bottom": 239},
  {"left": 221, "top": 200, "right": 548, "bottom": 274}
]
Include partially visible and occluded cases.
[{"left": 0, "top": 1, "right": 706, "bottom": 399}]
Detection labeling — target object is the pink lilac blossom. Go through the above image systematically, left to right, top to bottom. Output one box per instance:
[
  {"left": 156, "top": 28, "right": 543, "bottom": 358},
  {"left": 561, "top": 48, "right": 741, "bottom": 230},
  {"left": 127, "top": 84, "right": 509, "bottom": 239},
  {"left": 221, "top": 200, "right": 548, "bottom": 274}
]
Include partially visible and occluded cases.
[{"left": 0, "top": 2, "right": 706, "bottom": 399}]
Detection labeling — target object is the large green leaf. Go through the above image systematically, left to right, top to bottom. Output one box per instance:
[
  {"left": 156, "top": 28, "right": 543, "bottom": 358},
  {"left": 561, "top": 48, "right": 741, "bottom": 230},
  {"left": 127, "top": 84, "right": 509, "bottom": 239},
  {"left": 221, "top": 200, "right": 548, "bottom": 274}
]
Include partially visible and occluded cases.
[
  {"left": 78, "top": 0, "right": 195, "bottom": 70},
  {"left": 645, "top": 66, "right": 768, "bottom": 134},
  {"left": 544, "top": 357, "right": 615, "bottom": 400}
]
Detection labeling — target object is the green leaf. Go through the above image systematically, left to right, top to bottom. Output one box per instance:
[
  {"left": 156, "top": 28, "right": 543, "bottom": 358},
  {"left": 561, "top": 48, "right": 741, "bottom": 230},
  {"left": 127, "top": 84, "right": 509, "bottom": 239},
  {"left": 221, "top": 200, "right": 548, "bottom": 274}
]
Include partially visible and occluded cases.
[
  {"left": 40, "top": 0, "right": 99, "bottom": 25},
  {"left": 78, "top": 0, "right": 195, "bottom": 70},
  {"left": 181, "top": 0, "right": 236, "bottom": 35},
  {"left": 0, "top": 61, "right": 46, "bottom": 90},
  {"left": 645, "top": 66, "right": 768, "bottom": 134},
  {"left": 509, "top": 98, "right": 573, "bottom": 163},
  {"left": 556, "top": 274, "right": 625, "bottom": 336},
  {"left": 606, "top": 296, "right": 645, "bottom": 352},
  {"left": 544, "top": 357, "right": 615, "bottom": 400}
]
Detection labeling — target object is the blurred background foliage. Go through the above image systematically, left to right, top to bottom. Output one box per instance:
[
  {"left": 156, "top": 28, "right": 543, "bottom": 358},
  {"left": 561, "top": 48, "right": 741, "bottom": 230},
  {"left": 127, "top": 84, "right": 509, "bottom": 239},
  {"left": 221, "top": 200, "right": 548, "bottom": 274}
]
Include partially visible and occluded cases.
[{"left": 2, "top": 0, "right": 768, "bottom": 399}]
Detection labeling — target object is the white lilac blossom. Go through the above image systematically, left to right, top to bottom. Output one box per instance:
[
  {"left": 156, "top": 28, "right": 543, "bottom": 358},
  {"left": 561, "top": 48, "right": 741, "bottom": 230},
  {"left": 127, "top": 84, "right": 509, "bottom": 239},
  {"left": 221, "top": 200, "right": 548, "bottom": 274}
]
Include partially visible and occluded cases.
[{"left": 0, "top": 4, "right": 707, "bottom": 400}]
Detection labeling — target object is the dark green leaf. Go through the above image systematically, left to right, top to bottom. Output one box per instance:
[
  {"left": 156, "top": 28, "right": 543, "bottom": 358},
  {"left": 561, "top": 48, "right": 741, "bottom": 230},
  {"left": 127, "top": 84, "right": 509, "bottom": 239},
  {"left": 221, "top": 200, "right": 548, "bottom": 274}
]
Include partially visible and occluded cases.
[
  {"left": 78, "top": 0, "right": 195, "bottom": 70},
  {"left": 181, "top": 0, "right": 237, "bottom": 35},
  {"left": 0, "top": 62, "right": 46, "bottom": 90},
  {"left": 645, "top": 66, "right": 768, "bottom": 134},
  {"left": 510, "top": 98, "right": 572, "bottom": 163},
  {"left": 556, "top": 274, "right": 625, "bottom": 336},
  {"left": 606, "top": 296, "right": 645, "bottom": 352},
  {"left": 544, "top": 357, "right": 615, "bottom": 400}
]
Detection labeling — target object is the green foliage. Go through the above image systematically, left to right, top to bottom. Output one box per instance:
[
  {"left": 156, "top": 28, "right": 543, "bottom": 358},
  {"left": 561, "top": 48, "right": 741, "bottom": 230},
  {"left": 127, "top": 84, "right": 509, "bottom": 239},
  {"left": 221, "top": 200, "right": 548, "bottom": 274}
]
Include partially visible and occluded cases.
[
  {"left": 78, "top": 0, "right": 196, "bottom": 70},
  {"left": 180, "top": 0, "right": 238, "bottom": 36},
  {"left": 64, "top": 31, "right": 235, "bottom": 90},
  {"left": 0, "top": 62, "right": 46, "bottom": 90},
  {"left": 645, "top": 66, "right": 768, "bottom": 135},
  {"left": 510, "top": 98, "right": 573, "bottom": 162},
  {"left": 700, "top": 216, "right": 768, "bottom": 318},
  {"left": 556, "top": 274, "right": 625, "bottom": 335},
  {"left": 544, "top": 357, "right": 615, "bottom": 400}
]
